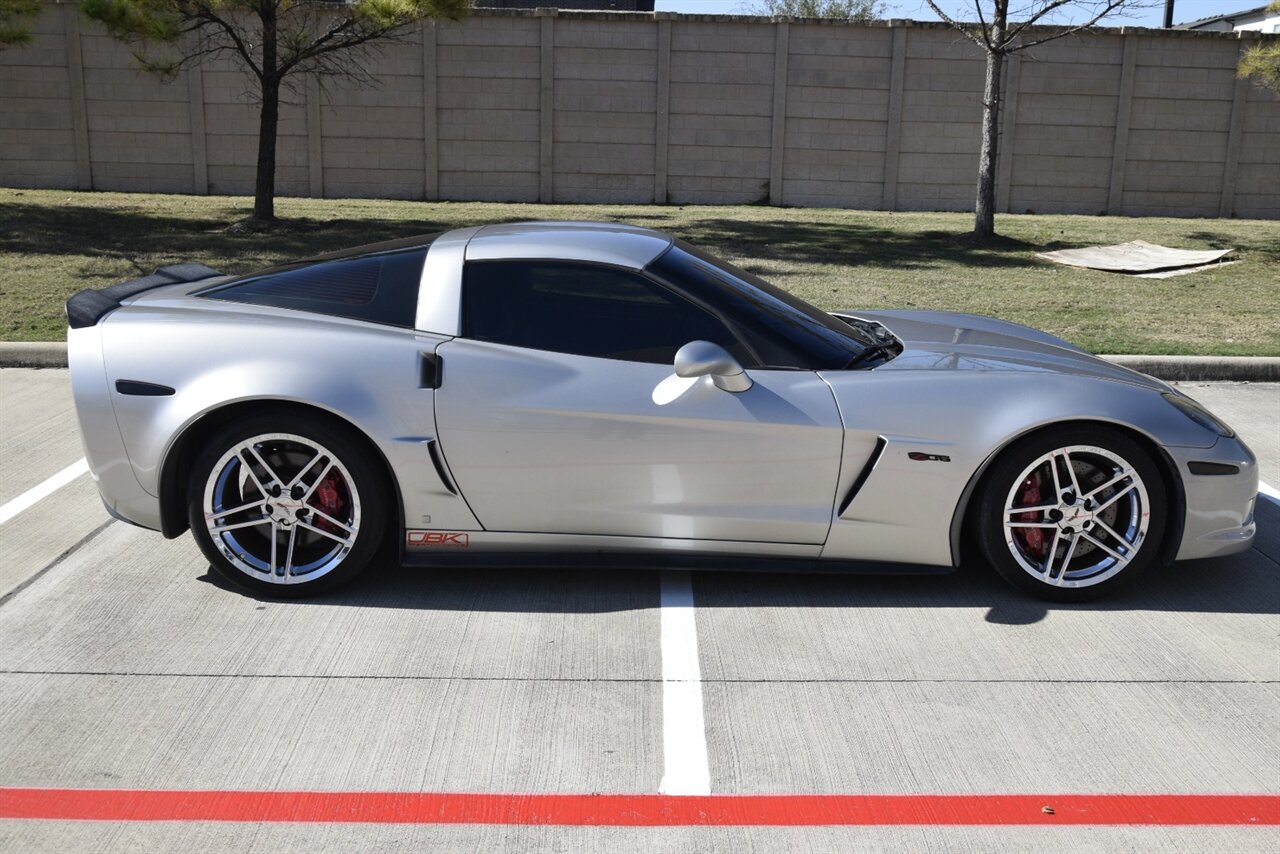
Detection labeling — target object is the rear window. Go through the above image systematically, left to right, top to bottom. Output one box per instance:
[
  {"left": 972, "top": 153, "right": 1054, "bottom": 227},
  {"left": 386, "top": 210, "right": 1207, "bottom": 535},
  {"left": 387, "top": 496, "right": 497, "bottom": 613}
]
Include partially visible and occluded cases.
[{"left": 202, "top": 248, "right": 426, "bottom": 328}]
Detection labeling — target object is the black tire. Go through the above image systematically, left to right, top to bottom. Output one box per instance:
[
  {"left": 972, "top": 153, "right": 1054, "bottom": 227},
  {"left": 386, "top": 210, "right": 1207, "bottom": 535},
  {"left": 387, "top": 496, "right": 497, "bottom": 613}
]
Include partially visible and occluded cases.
[
  {"left": 187, "top": 409, "right": 390, "bottom": 598},
  {"left": 975, "top": 425, "right": 1167, "bottom": 602}
]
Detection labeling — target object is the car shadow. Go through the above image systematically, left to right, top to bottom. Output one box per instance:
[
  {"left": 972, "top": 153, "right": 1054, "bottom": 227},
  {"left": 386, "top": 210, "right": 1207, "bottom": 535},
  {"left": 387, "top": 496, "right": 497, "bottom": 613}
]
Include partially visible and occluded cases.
[{"left": 198, "top": 497, "right": 1278, "bottom": 625}]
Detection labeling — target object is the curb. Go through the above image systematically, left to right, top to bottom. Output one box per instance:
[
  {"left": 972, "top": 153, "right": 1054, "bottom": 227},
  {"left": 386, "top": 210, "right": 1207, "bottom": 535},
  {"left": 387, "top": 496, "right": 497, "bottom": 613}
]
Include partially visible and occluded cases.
[
  {"left": 0, "top": 342, "right": 69, "bottom": 368},
  {"left": 0, "top": 343, "right": 1277, "bottom": 382},
  {"left": 1101, "top": 355, "right": 1280, "bottom": 383}
]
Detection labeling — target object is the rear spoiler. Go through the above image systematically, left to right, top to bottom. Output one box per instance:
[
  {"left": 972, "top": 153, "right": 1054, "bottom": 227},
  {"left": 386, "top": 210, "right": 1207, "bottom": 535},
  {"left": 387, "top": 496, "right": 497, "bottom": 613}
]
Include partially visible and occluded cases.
[{"left": 66, "top": 263, "right": 224, "bottom": 329}]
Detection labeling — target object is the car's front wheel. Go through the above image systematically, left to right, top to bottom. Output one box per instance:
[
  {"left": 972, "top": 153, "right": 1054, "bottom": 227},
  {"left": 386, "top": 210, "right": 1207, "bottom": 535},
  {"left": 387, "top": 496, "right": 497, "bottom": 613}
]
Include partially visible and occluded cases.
[
  {"left": 187, "top": 412, "right": 388, "bottom": 597},
  {"left": 975, "top": 425, "right": 1167, "bottom": 601}
]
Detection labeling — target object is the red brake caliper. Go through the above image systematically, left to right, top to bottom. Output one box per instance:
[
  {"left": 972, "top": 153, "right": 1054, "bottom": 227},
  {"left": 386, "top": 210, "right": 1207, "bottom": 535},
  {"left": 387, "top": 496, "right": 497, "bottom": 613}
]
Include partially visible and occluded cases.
[
  {"left": 311, "top": 473, "right": 347, "bottom": 535},
  {"left": 1015, "top": 474, "right": 1047, "bottom": 560}
]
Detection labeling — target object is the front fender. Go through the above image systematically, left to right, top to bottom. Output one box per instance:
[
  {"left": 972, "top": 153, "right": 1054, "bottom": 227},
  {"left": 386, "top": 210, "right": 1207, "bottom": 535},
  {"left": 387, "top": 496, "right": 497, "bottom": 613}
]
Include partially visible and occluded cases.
[{"left": 818, "top": 369, "right": 1217, "bottom": 566}]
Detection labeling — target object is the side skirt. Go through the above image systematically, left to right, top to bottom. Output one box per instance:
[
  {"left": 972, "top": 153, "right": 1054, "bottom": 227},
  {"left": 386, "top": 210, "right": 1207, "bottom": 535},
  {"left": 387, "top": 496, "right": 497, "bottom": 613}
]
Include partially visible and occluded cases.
[{"left": 401, "top": 550, "right": 954, "bottom": 575}]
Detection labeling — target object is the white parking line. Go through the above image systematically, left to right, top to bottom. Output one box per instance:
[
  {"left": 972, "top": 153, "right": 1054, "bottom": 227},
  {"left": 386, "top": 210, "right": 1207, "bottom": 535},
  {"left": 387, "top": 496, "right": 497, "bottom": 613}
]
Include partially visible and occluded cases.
[
  {"left": 0, "top": 458, "right": 89, "bottom": 526},
  {"left": 1259, "top": 482, "right": 1280, "bottom": 506},
  {"left": 658, "top": 569, "right": 711, "bottom": 796}
]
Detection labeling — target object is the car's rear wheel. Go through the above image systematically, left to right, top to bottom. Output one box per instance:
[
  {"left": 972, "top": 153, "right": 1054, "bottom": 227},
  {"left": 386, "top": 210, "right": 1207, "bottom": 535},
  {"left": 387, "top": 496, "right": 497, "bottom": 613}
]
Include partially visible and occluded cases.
[
  {"left": 187, "top": 413, "right": 388, "bottom": 597},
  {"left": 975, "top": 425, "right": 1166, "bottom": 601}
]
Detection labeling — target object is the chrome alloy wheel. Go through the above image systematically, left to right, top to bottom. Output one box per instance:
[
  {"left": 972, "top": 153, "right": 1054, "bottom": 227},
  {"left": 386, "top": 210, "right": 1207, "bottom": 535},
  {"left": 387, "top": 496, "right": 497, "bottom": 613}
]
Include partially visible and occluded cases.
[
  {"left": 201, "top": 432, "right": 362, "bottom": 585},
  {"left": 1002, "top": 444, "right": 1151, "bottom": 589}
]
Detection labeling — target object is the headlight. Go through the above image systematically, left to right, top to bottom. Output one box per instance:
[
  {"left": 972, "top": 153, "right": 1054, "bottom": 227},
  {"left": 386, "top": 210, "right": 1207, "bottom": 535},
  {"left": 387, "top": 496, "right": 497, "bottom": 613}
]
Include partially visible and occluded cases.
[{"left": 1163, "top": 392, "right": 1235, "bottom": 438}]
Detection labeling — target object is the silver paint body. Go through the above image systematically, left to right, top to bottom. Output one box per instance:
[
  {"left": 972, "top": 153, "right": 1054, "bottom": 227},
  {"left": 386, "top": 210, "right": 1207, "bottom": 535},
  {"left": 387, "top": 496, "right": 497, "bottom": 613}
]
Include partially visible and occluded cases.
[{"left": 67, "top": 222, "right": 1258, "bottom": 569}]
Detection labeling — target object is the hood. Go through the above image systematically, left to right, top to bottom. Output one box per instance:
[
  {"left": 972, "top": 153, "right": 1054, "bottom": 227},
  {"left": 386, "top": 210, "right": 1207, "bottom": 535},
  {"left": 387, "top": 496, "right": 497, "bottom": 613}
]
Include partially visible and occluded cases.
[{"left": 837, "top": 310, "right": 1171, "bottom": 393}]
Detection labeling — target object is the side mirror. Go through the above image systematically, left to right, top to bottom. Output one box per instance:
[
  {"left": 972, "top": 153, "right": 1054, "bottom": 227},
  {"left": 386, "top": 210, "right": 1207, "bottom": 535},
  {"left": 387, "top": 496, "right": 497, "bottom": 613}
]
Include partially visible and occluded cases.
[{"left": 674, "top": 341, "right": 752, "bottom": 393}]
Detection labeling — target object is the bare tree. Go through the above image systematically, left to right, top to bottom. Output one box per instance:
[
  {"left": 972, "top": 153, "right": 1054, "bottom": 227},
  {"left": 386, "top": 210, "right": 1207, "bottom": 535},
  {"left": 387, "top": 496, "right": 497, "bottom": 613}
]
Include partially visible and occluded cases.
[
  {"left": 80, "top": 0, "right": 471, "bottom": 223},
  {"left": 924, "top": 1, "right": 1149, "bottom": 240}
]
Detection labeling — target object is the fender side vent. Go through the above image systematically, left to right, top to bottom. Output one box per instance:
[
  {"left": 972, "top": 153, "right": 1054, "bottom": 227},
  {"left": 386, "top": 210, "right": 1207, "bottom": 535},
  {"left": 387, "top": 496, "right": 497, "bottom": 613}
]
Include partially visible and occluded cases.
[
  {"left": 115, "top": 379, "right": 175, "bottom": 396},
  {"left": 838, "top": 436, "right": 887, "bottom": 517},
  {"left": 426, "top": 439, "right": 458, "bottom": 495},
  {"left": 1188, "top": 461, "right": 1240, "bottom": 476}
]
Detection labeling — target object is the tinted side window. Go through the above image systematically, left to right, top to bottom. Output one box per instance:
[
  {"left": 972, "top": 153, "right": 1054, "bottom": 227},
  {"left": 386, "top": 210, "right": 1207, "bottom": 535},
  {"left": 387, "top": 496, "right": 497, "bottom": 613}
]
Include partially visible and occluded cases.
[
  {"left": 203, "top": 249, "right": 426, "bottom": 328},
  {"left": 462, "top": 261, "right": 751, "bottom": 365}
]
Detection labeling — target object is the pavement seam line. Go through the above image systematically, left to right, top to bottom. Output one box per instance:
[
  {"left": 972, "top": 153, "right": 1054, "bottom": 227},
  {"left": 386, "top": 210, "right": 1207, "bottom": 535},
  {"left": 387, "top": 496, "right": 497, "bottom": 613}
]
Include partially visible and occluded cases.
[
  {"left": 0, "top": 458, "right": 89, "bottom": 526},
  {"left": 1259, "top": 481, "right": 1279, "bottom": 506},
  {"left": 0, "top": 518, "right": 114, "bottom": 609},
  {"left": 659, "top": 569, "right": 711, "bottom": 796},
  {"left": 0, "top": 671, "right": 1275, "bottom": 685}
]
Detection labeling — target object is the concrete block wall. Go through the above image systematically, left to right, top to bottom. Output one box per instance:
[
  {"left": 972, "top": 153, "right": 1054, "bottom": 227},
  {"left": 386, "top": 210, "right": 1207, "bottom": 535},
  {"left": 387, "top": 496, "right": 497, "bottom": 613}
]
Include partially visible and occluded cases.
[
  {"left": 1, "top": 3, "right": 1276, "bottom": 219},
  {"left": 0, "top": 5, "right": 77, "bottom": 189},
  {"left": 437, "top": 15, "right": 541, "bottom": 201},
  {"left": 553, "top": 17, "right": 657, "bottom": 202},
  {"left": 667, "top": 20, "right": 775, "bottom": 204},
  {"left": 79, "top": 23, "right": 193, "bottom": 193},
  {"left": 783, "top": 24, "right": 892, "bottom": 209},
  {"left": 1123, "top": 35, "right": 1241, "bottom": 217},
  {"left": 1008, "top": 36, "right": 1124, "bottom": 215},
  {"left": 318, "top": 39, "right": 425, "bottom": 200},
  {"left": 1236, "top": 84, "right": 1280, "bottom": 219}
]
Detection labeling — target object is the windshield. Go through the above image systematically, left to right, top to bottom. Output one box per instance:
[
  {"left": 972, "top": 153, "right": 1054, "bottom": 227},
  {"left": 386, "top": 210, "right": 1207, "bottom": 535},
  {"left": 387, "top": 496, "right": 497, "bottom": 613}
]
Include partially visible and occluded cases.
[{"left": 646, "top": 241, "right": 878, "bottom": 370}]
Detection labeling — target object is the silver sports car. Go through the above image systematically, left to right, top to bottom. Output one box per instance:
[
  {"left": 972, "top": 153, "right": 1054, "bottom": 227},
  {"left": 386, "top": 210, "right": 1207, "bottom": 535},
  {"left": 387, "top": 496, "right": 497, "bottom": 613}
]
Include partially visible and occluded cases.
[{"left": 66, "top": 222, "right": 1258, "bottom": 601}]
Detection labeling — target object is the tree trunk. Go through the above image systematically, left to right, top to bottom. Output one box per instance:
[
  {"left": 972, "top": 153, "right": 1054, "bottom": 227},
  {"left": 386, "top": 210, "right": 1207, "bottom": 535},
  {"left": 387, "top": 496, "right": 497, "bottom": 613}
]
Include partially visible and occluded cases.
[
  {"left": 253, "top": 5, "right": 279, "bottom": 222},
  {"left": 974, "top": 49, "right": 1003, "bottom": 240},
  {"left": 254, "top": 79, "right": 279, "bottom": 222}
]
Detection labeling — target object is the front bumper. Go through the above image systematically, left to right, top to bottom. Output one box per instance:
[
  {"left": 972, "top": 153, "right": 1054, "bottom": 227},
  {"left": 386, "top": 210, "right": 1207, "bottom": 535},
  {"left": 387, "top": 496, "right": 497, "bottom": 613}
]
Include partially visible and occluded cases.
[{"left": 1172, "top": 434, "right": 1258, "bottom": 561}]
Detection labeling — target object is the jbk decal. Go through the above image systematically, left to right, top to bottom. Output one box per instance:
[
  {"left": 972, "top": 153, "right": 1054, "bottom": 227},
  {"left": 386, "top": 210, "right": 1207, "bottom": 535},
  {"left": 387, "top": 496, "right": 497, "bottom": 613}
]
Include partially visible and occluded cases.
[{"left": 407, "top": 531, "right": 470, "bottom": 547}]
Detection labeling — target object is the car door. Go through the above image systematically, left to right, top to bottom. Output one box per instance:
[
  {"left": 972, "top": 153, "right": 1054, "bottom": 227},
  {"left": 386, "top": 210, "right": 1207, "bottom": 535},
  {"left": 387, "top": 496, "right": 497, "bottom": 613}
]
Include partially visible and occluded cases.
[{"left": 433, "top": 260, "right": 844, "bottom": 545}]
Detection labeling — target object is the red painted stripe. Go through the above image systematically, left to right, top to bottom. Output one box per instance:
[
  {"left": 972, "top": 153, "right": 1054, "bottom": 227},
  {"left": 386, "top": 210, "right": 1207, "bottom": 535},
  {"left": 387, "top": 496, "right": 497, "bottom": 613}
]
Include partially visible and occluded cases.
[{"left": 1, "top": 789, "right": 1277, "bottom": 826}]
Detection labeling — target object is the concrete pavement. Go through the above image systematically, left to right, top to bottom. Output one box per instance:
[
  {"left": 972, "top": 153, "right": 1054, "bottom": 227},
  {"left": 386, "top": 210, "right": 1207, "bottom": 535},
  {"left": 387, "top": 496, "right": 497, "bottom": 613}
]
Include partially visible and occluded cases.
[{"left": 0, "top": 369, "right": 1276, "bottom": 852}]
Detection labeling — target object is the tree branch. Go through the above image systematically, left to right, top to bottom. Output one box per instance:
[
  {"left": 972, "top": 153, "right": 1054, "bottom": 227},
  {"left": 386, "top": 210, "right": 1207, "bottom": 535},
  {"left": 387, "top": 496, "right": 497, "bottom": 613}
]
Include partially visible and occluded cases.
[
  {"left": 923, "top": 0, "right": 991, "bottom": 51},
  {"left": 1004, "top": 0, "right": 1129, "bottom": 45},
  {"left": 1008, "top": 0, "right": 1134, "bottom": 51},
  {"left": 195, "top": 8, "right": 263, "bottom": 79},
  {"left": 277, "top": 16, "right": 357, "bottom": 74}
]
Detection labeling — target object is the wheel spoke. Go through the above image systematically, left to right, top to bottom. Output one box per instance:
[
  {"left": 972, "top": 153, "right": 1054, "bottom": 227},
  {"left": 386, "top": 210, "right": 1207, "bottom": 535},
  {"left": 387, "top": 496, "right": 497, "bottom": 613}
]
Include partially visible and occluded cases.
[
  {"left": 246, "top": 444, "right": 286, "bottom": 489},
  {"left": 1060, "top": 449, "right": 1083, "bottom": 496},
  {"left": 237, "top": 450, "right": 271, "bottom": 495},
  {"left": 287, "top": 453, "right": 328, "bottom": 491},
  {"left": 1048, "top": 453, "right": 1063, "bottom": 496},
  {"left": 301, "top": 461, "right": 335, "bottom": 501},
  {"left": 1086, "top": 469, "right": 1132, "bottom": 500},
  {"left": 1094, "top": 483, "right": 1137, "bottom": 514},
  {"left": 207, "top": 499, "right": 266, "bottom": 522},
  {"left": 1007, "top": 503, "right": 1057, "bottom": 516},
  {"left": 307, "top": 506, "right": 353, "bottom": 534},
  {"left": 1091, "top": 516, "right": 1131, "bottom": 549},
  {"left": 211, "top": 517, "right": 272, "bottom": 534},
  {"left": 297, "top": 519, "right": 354, "bottom": 546},
  {"left": 1006, "top": 521, "right": 1057, "bottom": 529},
  {"left": 269, "top": 524, "right": 278, "bottom": 575},
  {"left": 282, "top": 527, "right": 297, "bottom": 578},
  {"left": 1041, "top": 530, "right": 1063, "bottom": 576},
  {"left": 1081, "top": 531, "right": 1130, "bottom": 566},
  {"left": 1052, "top": 534, "right": 1081, "bottom": 584}
]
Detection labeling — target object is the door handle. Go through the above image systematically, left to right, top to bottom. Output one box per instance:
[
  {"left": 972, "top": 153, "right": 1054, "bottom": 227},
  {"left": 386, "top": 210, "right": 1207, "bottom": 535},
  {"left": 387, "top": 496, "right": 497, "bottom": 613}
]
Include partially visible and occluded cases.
[{"left": 419, "top": 352, "right": 442, "bottom": 389}]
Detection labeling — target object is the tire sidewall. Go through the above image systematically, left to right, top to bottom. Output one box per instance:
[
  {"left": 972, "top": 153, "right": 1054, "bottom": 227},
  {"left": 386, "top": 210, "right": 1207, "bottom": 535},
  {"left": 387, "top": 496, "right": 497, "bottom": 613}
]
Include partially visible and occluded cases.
[
  {"left": 187, "top": 411, "right": 389, "bottom": 598},
  {"left": 976, "top": 425, "right": 1168, "bottom": 602}
]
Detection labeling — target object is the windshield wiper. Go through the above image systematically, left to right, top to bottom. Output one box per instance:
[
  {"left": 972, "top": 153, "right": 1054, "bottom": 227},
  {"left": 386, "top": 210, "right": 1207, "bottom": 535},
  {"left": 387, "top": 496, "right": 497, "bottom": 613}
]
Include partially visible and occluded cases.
[{"left": 843, "top": 342, "right": 897, "bottom": 370}]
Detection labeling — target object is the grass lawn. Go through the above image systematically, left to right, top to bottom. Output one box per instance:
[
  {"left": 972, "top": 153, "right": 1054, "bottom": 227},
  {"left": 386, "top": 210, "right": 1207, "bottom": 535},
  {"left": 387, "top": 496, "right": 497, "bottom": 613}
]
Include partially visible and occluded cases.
[{"left": 1, "top": 188, "right": 1277, "bottom": 355}]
